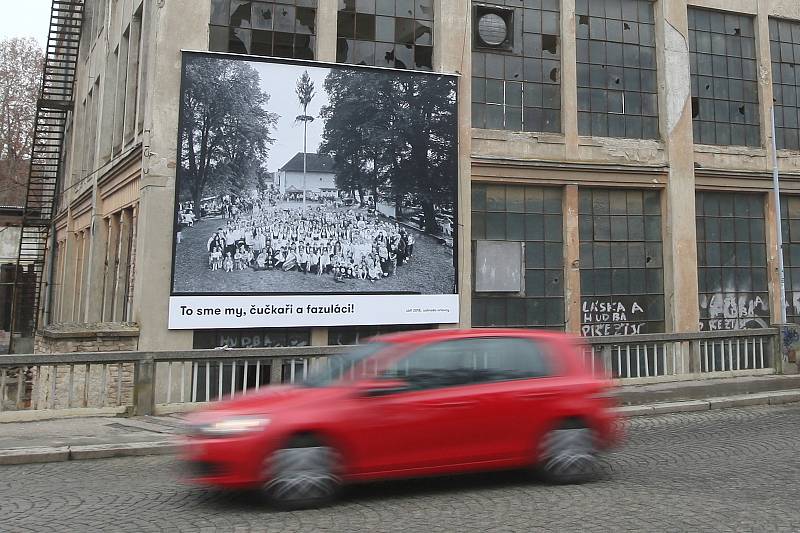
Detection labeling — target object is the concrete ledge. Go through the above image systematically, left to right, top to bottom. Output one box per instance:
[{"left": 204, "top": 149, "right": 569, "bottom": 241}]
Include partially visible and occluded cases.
[
  {"left": 39, "top": 322, "right": 140, "bottom": 339},
  {"left": 616, "top": 374, "right": 800, "bottom": 406},
  {"left": 614, "top": 389, "right": 800, "bottom": 417},
  {"left": 768, "top": 391, "right": 800, "bottom": 405},
  {"left": 707, "top": 393, "right": 772, "bottom": 409},
  {"left": 650, "top": 400, "right": 710, "bottom": 414},
  {"left": 614, "top": 405, "right": 654, "bottom": 417},
  {"left": 0, "top": 407, "right": 127, "bottom": 423},
  {"left": 69, "top": 441, "right": 175, "bottom": 461},
  {"left": 0, "top": 442, "right": 174, "bottom": 466},
  {"left": 0, "top": 446, "right": 70, "bottom": 465}
]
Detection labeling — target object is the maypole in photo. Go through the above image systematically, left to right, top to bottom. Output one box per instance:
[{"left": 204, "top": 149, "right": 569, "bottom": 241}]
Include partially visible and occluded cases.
[{"left": 296, "top": 70, "right": 315, "bottom": 212}]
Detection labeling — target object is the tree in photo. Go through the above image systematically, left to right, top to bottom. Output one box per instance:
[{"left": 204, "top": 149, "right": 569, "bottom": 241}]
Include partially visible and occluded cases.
[
  {"left": 0, "top": 38, "right": 44, "bottom": 206},
  {"left": 179, "top": 57, "right": 278, "bottom": 216},
  {"left": 320, "top": 69, "right": 456, "bottom": 233},
  {"left": 398, "top": 74, "right": 458, "bottom": 234}
]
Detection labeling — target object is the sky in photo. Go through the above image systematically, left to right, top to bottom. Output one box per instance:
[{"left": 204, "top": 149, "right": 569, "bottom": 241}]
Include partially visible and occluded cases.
[
  {"left": 0, "top": 0, "right": 51, "bottom": 48},
  {"left": 254, "top": 62, "right": 331, "bottom": 173}
]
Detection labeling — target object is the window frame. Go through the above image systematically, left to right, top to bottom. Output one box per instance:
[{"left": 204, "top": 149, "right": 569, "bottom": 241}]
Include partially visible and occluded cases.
[{"left": 688, "top": 7, "right": 760, "bottom": 147}]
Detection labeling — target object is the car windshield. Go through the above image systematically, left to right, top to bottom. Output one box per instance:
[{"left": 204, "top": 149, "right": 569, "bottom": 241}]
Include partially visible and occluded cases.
[{"left": 302, "top": 342, "right": 390, "bottom": 387}]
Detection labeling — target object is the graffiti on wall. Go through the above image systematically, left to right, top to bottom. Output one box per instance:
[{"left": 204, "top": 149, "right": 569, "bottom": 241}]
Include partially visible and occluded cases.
[
  {"left": 699, "top": 293, "right": 769, "bottom": 331},
  {"left": 581, "top": 298, "right": 647, "bottom": 337}
]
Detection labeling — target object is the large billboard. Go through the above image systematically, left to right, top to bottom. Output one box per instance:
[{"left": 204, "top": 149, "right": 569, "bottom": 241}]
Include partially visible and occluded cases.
[{"left": 169, "top": 52, "right": 459, "bottom": 329}]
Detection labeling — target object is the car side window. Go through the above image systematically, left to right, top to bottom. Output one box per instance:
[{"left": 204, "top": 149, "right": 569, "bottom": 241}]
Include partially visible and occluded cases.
[
  {"left": 382, "top": 337, "right": 552, "bottom": 389},
  {"left": 456, "top": 337, "right": 552, "bottom": 383},
  {"left": 470, "top": 337, "right": 553, "bottom": 383},
  {"left": 383, "top": 339, "right": 480, "bottom": 390}
]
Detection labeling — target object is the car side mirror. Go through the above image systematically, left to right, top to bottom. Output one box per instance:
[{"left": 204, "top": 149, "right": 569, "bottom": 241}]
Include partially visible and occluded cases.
[{"left": 355, "top": 378, "right": 410, "bottom": 397}]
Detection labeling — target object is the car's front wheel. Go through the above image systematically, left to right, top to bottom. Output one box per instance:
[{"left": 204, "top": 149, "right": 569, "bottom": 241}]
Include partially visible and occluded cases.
[
  {"left": 537, "top": 420, "right": 599, "bottom": 484},
  {"left": 263, "top": 435, "right": 342, "bottom": 510}
]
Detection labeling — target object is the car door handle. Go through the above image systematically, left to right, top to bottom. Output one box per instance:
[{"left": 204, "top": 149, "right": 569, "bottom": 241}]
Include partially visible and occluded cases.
[{"left": 423, "top": 400, "right": 477, "bottom": 408}]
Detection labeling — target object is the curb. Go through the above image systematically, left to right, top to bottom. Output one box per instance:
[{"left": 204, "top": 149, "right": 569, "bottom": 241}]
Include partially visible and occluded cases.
[
  {"left": 614, "top": 389, "right": 800, "bottom": 417},
  {"left": 0, "top": 441, "right": 175, "bottom": 466}
]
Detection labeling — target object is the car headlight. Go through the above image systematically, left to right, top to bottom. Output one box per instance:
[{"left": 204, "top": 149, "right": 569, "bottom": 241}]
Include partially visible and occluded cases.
[{"left": 198, "top": 416, "right": 271, "bottom": 436}]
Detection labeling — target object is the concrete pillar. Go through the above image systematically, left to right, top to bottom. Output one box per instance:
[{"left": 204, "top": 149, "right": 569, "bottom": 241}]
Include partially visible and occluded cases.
[
  {"left": 132, "top": 0, "right": 207, "bottom": 350},
  {"left": 316, "top": 0, "right": 338, "bottom": 62},
  {"left": 436, "top": 0, "right": 471, "bottom": 327},
  {"left": 560, "top": 0, "right": 579, "bottom": 159},
  {"left": 656, "top": 1, "right": 700, "bottom": 333},
  {"left": 755, "top": 2, "right": 777, "bottom": 161},
  {"left": 756, "top": 2, "right": 784, "bottom": 327},
  {"left": 563, "top": 185, "right": 581, "bottom": 333},
  {"left": 765, "top": 193, "right": 784, "bottom": 325},
  {"left": 84, "top": 202, "right": 110, "bottom": 323},
  {"left": 126, "top": 204, "right": 138, "bottom": 322},
  {"left": 113, "top": 208, "right": 133, "bottom": 322},
  {"left": 102, "top": 214, "right": 120, "bottom": 322},
  {"left": 57, "top": 228, "right": 77, "bottom": 323},
  {"left": 72, "top": 231, "right": 87, "bottom": 322},
  {"left": 311, "top": 327, "right": 328, "bottom": 346}
]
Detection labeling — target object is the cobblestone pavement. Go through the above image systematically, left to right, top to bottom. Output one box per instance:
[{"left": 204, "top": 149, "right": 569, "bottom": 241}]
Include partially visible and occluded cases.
[{"left": 2, "top": 404, "right": 800, "bottom": 532}]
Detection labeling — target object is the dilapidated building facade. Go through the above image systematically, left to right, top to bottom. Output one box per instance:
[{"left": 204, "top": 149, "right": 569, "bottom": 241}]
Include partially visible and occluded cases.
[{"left": 19, "top": 0, "right": 800, "bottom": 357}]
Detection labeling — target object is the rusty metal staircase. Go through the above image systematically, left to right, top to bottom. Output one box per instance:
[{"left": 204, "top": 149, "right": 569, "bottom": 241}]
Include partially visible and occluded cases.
[{"left": 10, "top": 0, "right": 85, "bottom": 346}]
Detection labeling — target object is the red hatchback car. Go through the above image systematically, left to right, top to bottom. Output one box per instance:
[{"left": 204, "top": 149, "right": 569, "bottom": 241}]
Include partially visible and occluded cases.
[{"left": 180, "top": 329, "right": 621, "bottom": 509}]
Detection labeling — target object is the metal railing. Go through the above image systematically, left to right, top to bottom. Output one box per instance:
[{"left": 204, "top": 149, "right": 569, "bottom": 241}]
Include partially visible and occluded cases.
[
  {"left": 582, "top": 328, "right": 777, "bottom": 380},
  {"left": 0, "top": 329, "right": 780, "bottom": 418},
  {"left": 0, "top": 346, "right": 349, "bottom": 417}
]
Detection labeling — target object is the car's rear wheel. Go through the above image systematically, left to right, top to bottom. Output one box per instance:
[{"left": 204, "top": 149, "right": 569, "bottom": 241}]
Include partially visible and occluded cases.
[
  {"left": 537, "top": 420, "right": 599, "bottom": 484},
  {"left": 263, "top": 434, "right": 342, "bottom": 510}
]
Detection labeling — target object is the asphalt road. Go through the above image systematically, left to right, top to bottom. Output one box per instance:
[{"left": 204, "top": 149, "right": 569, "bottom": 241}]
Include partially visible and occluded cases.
[{"left": 2, "top": 404, "right": 800, "bottom": 532}]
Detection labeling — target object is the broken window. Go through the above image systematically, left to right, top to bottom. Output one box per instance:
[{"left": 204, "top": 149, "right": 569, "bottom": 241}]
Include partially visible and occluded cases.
[
  {"left": 208, "top": 0, "right": 317, "bottom": 60},
  {"left": 336, "top": 0, "right": 433, "bottom": 71},
  {"left": 575, "top": 0, "right": 658, "bottom": 139},
  {"left": 472, "top": 1, "right": 561, "bottom": 133},
  {"left": 688, "top": 8, "right": 760, "bottom": 146},
  {"left": 769, "top": 18, "right": 800, "bottom": 150},
  {"left": 472, "top": 184, "right": 565, "bottom": 329},
  {"left": 579, "top": 188, "right": 664, "bottom": 337},
  {"left": 696, "top": 192, "right": 769, "bottom": 331},
  {"left": 781, "top": 196, "right": 800, "bottom": 323}
]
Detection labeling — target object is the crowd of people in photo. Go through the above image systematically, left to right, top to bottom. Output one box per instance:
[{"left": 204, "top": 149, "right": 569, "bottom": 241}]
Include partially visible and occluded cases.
[{"left": 194, "top": 194, "right": 417, "bottom": 283}]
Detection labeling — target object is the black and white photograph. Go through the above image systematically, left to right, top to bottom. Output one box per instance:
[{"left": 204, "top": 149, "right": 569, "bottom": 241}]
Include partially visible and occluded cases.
[{"left": 171, "top": 52, "right": 458, "bottom": 297}]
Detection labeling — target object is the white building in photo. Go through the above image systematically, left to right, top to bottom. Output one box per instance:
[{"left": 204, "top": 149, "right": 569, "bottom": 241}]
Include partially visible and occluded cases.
[{"left": 276, "top": 152, "right": 337, "bottom": 200}]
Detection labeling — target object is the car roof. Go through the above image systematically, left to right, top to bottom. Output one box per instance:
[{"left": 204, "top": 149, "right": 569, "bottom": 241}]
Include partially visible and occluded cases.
[{"left": 372, "top": 328, "right": 579, "bottom": 345}]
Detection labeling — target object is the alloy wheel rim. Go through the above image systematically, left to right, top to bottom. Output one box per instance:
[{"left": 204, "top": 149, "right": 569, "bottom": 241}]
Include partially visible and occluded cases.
[{"left": 265, "top": 446, "right": 340, "bottom": 502}]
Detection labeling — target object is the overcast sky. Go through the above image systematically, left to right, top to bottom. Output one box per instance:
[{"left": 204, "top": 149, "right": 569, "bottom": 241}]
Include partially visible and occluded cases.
[
  {"left": 0, "top": 0, "right": 51, "bottom": 48},
  {"left": 254, "top": 61, "right": 330, "bottom": 173}
]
